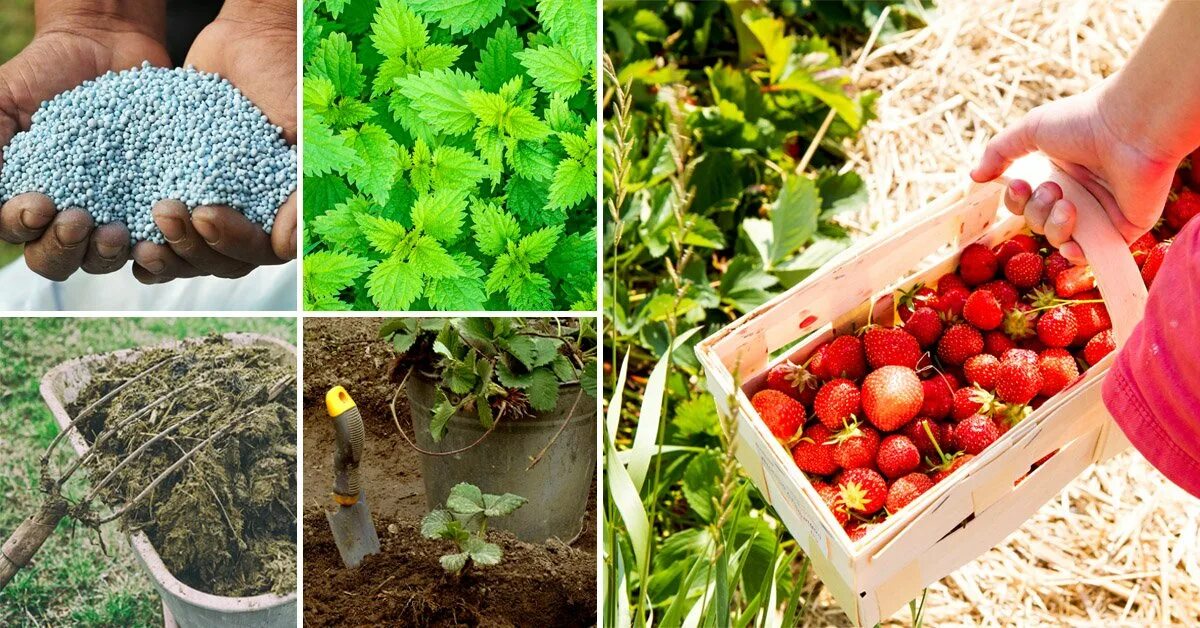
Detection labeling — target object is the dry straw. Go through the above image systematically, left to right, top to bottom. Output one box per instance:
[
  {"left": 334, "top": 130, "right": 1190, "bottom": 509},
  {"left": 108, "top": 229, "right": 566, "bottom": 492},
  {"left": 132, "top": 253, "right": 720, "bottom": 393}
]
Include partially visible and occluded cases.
[{"left": 800, "top": 0, "right": 1200, "bottom": 624}]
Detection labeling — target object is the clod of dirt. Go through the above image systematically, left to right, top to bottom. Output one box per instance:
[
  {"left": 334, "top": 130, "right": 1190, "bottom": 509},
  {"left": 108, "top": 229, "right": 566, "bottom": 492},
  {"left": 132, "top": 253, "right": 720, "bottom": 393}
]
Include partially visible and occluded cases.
[
  {"left": 67, "top": 336, "right": 296, "bottom": 597},
  {"left": 303, "top": 512, "right": 596, "bottom": 627}
]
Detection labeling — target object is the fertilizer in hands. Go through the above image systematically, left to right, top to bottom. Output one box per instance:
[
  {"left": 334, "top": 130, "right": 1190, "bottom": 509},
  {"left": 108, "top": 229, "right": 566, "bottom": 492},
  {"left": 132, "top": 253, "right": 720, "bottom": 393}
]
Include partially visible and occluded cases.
[{"left": 0, "top": 62, "right": 297, "bottom": 245}]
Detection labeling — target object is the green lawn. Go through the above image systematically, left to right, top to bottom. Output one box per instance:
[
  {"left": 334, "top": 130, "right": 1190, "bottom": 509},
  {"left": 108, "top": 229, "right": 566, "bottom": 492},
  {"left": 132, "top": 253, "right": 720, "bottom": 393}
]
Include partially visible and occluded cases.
[
  {"left": 0, "top": 0, "right": 33, "bottom": 267},
  {"left": 0, "top": 318, "right": 296, "bottom": 626}
]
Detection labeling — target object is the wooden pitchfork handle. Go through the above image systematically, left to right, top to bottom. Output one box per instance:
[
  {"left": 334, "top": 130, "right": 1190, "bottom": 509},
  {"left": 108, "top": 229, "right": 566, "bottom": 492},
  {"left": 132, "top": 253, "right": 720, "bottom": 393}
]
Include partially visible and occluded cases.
[{"left": 0, "top": 496, "right": 68, "bottom": 590}]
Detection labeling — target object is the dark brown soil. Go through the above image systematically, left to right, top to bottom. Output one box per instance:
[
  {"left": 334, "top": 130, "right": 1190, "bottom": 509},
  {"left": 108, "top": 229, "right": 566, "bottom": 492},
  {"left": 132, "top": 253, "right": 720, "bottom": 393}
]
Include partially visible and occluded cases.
[{"left": 302, "top": 318, "right": 597, "bottom": 627}]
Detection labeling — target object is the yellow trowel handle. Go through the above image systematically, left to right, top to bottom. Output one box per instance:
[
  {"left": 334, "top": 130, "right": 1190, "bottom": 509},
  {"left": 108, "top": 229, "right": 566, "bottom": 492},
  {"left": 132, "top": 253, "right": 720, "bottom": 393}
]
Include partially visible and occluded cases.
[{"left": 326, "top": 386, "right": 365, "bottom": 506}]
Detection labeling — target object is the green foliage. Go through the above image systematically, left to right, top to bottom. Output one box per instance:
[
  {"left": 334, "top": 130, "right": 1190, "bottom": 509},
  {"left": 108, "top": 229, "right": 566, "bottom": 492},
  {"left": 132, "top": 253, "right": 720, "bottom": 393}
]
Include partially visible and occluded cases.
[
  {"left": 303, "top": 0, "right": 598, "bottom": 311},
  {"left": 381, "top": 317, "right": 597, "bottom": 441},
  {"left": 421, "top": 482, "right": 526, "bottom": 573}
]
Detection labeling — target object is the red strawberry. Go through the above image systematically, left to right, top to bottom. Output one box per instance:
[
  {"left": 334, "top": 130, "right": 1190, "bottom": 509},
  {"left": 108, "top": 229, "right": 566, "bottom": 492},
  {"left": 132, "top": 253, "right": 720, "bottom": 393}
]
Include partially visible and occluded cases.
[
  {"left": 1165, "top": 187, "right": 1200, "bottom": 231},
  {"left": 1128, "top": 232, "right": 1159, "bottom": 268},
  {"left": 993, "top": 234, "right": 1039, "bottom": 265},
  {"left": 1141, "top": 241, "right": 1169, "bottom": 287},
  {"left": 959, "top": 243, "right": 998, "bottom": 285},
  {"left": 1044, "top": 251, "right": 1071, "bottom": 281},
  {"left": 1003, "top": 252, "right": 1043, "bottom": 289},
  {"left": 1054, "top": 265, "right": 1095, "bottom": 297},
  {"left": 937, "top": 273, "right": 968, "bottom": 295},
  {"left": 979, "top": 280, "right": 1019, "bottom": 311},
  {"left": 897, "top": 284, "right": 937, "bottom": 322},
  {"left": 933, "top": 287, "right": 968, "bottom": 317},
  {"left": 963, "top": 289, "right": 1003, "bottom": 330},
  {"left": 1069, "top": 300, "right": 1111, "bottom": 343},
  {"left": 1002, "top": 304, "right": 1037, "bottom": 340},
  {"left": 904, "top": 306, "right": 944, "bottom": 347},
  {"left": 1037, "top": 306, "right": 1077, "bottom": 348},
  {"left": 937, "top": 324, "right": 984, "bottom": 365},
  {"left": 864, "top": 326, "right": 922, "bottom": 369},
  {"left": 1083, "top": 329, "right": 1115, "bottom": 366},
  {"left": 983, "top": 331, "right": 1017, "bottom": 357},
  {"left": 822, "top": 335, "right": 868, "bottom": 381},
  {"left": 808, "top": 343, "right": 832, "bottom": 379},
  {"left": 1002, "top": 348, "right": 1038, "bottom": 365},
  {"left": 1037, "top": 348, "right": 1080, "bottom": 397},
  {"left": 963, "top": 353, "right": 1000, "bottom": 389},
  {"left": 995, "top": 353, "right": 1042, "bottom": 405},
  {"left": 765, "top": 360, "right": 818, "bottom": 404},
  {"left": 861, "top": 366, "right": 924, "bottom": 431},
  {"left": 919, "top": 374, "right": 956, "bottom": 420},
  {"left": 813, "top": 379, "right": 862, "bottom": 430},
  {"left": 951, "top": 387, "right": 984, "bottom": 420},
  {"left": 751, "top": 390, "right": 806, "bottom": 442},
  {"left": 954, "top": 414, "right": 1000, "bottom": 454},
  {"left": 902, "top": 417, "right": 950, "bottom": 459},
  {"left": 828, "top": 422, "right": 881, "bottom": 470},
  {"left": 792, "top": 424, "right": 840, "bottom": 476},
  {"left": 876, "top": 434, "right": 921, "bottom": 479},
  {"left": 931, "top": 454, "right": 974, "bottom": 483},
  {"left": 837, "top": 468, "right": 888, "bottom": 515},
  {"left": 886, "top": 472, "right": 934, "bottom": 513},
  {"left": 813, "top": 482, "right": 849, "bottom": 526},
  {"left": 845, "top": 522, "right": 871, "bottom": 541}
]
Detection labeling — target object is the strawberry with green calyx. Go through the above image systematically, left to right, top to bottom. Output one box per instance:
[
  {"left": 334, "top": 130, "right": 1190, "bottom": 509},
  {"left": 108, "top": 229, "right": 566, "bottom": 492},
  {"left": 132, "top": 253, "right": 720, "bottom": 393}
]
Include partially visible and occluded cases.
[
  {"left": 1004, "top": 251, "right": 1044, "bottom": 289},
  {"left": 979, "top": 279, "right": 1019, "bottom": 311},
  {"left": 897, "top": 283, "right": 937, "bottom": 322},
  {"left": 963, "top": 289, "right": 1004, "bottom": 330},
  {"left": 1068, "top": 294, "right": 1111, "bottom": 343},
  {"left": 1002, "top": 304, "right": 1038, "bottom": 339},
  {"left": 904, "top": 306, "right": 944, "bottom": 347},
  {"left": 937, "top": 323, "right": 984, "bottom": 365},
  {"left": 863, "top": 325, "right": 922, "bottom": 369},
  {"left": 1083, "top": 329, "right": 1115, "bottom": 366},
  {"left": 766, "top": 360, "right": 819, "bottom": 404},
  {"left": 861, "top": 365, "right": 924, "bottom": 431},
  {"left": 813, "top": 378, "right": 862, "bottom": 430},
  {"left": 952, "top": 385, "right": 1006, "bottom": 420},
  {"left": 751, "top": 389, "right": 807, "bottom": 444},
  {"left": 993, "top": 402, "right": 1031, "bottom": 436},
  {"left": 903, "top": 417, "right": 949, "bottom": 458},
  {"left": 826, "top": 418, "right": 880, "bottom": 470},
  {"left": 920, "top": 419, "right": 971, "bottom": 483},
  {"left": 792, "top": 424, "right": 840, "bottom": 475},
  {"left": 876, "top": 434, "right": 921, "bottom": 479},
  {"left": 930, "top": 454, "right": 974, "bottom": 484},
  {"left": 837, "top": 468, "right": 888, "bottom": 515},
  {"left": 886, "top": 472, "right": 934, "bottom": 513},
  {"left": 812, "top": 481, "right": 850, "bottom": 526}
]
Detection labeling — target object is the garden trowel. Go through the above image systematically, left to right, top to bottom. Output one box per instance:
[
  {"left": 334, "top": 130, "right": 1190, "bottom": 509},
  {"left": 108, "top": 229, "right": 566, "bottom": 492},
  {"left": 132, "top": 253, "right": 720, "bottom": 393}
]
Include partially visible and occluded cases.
[{"left": 325, "top": 386, "right": 380, "bottom": 568}]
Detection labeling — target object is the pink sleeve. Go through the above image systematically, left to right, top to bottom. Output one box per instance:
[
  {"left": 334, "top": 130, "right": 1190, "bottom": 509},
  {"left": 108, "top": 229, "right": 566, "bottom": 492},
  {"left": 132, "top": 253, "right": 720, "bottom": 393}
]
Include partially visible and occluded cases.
[{"left": 1102, "top": 217, "right": 1200, "bottom": 498}]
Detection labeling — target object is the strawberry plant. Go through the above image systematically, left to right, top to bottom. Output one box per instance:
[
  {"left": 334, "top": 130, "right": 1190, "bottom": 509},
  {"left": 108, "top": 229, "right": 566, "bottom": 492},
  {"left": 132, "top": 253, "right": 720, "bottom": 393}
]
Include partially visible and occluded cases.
[
  {"left": 303, "top": 0, "right": 597, "bottom": 311},
  {"left": 421, "top": 482, "right": 526, "bottom": 574}
]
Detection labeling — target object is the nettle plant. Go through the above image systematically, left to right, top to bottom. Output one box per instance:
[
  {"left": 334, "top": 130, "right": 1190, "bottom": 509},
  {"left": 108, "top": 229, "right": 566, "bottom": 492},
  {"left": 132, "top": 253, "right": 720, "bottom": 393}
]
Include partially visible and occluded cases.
[
  {"left": 303, "top": 0, "right": 598, "bottom": 311},
  {"left": 382, "top": 317, "right": 597, "bottom": 440},
  {"left": 421, "top": 482, "right": 527, "bottom": 574}
]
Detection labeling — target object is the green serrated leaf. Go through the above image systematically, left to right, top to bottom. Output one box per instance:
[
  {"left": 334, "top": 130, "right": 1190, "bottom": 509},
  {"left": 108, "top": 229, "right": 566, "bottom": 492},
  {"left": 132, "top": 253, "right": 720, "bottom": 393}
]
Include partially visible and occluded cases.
[
  {"left": 370, "top": 0, "right": 428, "bottom": 59},
  {"left": 409, "top": 0, "right": 504, "bottom": 35},
  {"left": 476, "top": 22, "right": 524, "bottom": 91},
  {"left": 308, "top": 32, "right": 365, "bottom": 98},
  {"left": 515, "top": 45, "right": 587, "bottom": 97},
  {"left": 395, "top": 69, "right": 481, "bottom": 135},
  {"left": 303, "top": 111, "right": 362, "bottom": 177},
  {"left": 343, "top": 123, "right": 400, "bottom": 204},
  {"left": 548, "top": 158, "right": 593, "bottom": 210},
  {"left": 411, "top": 191, "right": 467, "bottom": 242},
  {"left": 472, "top": 203, "right": 521, "bottom": 258},
  {"left": 358, "top": 214, "right": 408, "bottom": 255},
  {"left": 410, "top": 236, "right": 463, "bottom": 278},
  {"left": 304, "top": 250, "right": 375, "bottom": 308},
  {"left": 427, "top": 254, "right": 488, "bottom": 310},
  {"left": 367, "top": 255, "right": 424, "bottom": 310},
  {"left": 525, "top": 367, "right": 559, "bottom": 411},
  {"left": 429, "top": 390, "right": 456, "bottom": 442},
  {"left": 447, "top": 482, "right": 485, "bottom": 513},
  {"left": 482, "top": 493, "right": 527, "bottom": 518},
  {"left": 420, "top": 509, "right": 453, "bottom": 538},
  {"left": 465, "top": 536, "right": 503, "bottom": 565}
]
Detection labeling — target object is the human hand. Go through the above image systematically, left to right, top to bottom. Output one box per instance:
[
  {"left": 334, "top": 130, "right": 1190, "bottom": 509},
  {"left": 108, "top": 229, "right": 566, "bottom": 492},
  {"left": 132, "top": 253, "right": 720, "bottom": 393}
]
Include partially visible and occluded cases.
[
  {"left": 132, "top": 4, "right": 297, "bottom": 285},
  {"left": 0, "top": 20, "right": 170, "bottom": 280},
  {"left": 971, "top": 81, "right": 1182, "bottom": 265}
]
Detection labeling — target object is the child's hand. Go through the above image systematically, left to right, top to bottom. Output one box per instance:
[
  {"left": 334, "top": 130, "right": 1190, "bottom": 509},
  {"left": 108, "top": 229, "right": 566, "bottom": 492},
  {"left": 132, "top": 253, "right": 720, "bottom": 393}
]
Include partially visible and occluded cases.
[{"left": 970, "top": 82, "right": 1179, "bottom": 264}]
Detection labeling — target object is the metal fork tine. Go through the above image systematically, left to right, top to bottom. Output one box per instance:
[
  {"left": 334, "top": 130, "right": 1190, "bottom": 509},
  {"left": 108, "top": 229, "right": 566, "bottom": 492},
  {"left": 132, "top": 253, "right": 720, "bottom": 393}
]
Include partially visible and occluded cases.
[{"left": 83, "top": 404, "right": 213, "bottom": 504}]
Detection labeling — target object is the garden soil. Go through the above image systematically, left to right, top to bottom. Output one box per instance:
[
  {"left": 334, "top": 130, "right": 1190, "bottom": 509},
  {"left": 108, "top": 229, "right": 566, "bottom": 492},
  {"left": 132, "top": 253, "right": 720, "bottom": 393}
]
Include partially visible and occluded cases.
[{"left": 303, "top": 318, "right": 597, "bottom": 627}]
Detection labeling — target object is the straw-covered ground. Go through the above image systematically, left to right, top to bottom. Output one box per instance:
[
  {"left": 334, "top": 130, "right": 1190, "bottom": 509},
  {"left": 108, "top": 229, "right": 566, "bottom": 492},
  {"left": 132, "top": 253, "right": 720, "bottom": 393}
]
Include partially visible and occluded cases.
[{"left": 799, "top": 0, "right": 1200, "bottom": 625}]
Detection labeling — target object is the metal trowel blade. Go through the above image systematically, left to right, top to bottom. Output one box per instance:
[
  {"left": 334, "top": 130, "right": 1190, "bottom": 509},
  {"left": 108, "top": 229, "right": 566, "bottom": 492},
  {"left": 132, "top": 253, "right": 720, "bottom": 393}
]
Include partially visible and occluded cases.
[{"left": 326, "top": 496, "right": 380, "bottom": 568}]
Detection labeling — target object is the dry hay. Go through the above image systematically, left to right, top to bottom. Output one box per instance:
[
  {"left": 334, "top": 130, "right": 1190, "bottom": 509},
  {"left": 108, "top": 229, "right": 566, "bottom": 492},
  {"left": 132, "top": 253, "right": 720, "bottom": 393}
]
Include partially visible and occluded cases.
[{"left": 799, "top": 0, "right": 1200, "bottom": 625}]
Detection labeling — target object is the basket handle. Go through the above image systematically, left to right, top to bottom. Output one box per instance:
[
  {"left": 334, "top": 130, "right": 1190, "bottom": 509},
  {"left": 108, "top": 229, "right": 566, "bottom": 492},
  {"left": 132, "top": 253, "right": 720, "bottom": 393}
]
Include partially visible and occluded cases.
[{"left": 998, "top": 154, "right": 1148, "bottom": 345}]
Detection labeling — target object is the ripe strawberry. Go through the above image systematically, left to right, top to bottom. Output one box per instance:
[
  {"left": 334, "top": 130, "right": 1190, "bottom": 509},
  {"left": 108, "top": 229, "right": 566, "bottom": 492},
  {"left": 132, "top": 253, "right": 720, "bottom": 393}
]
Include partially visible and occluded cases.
[
  {"left": 1165, "top": 187, "right": 1200, "bottom": 231},
  {"left": 1128, "top": 231, "right": 1159, "bottom": 268},
  {"left": 993, "top": 234, "right": 1039, "bottom": 265},
  {"left": 1141, "top": 241, "right": 1169, "bottom": 287},
  {"left": 959, "top": 243, "right": 998, "bottom": 285},
  {"left": 1043, "top": 251, "right": 1071, "bottom": 282},
  {"left": 1004, "top": 252, "right": 1044, "bottom": 289},
  {"left": 1054, "top": 265, "right": 1095, "bottom": 297},
  {"left": 937, "top": 273, "right": 968, "bottom": 295},
  {"left": 979, "top": 280, "right": 1019, "bottom": 311},
  {"left": 897, "top": 284, "right": 937, "bottom": 322},
  {"left": 932, "top": 286, "right": 968, "bottom": 317},
  {"left": 963, "top": 289, "right": 1003, "bottom": 330},
  {"left": 1069, "top": 300, "right": 1111, "bottom": 343},
  {"left": 1002, "top": 304, "right": 1037, "bottom": 340},
  {"left": 904, "top": 306, "right": 943, "bottom": 347},
  {"left": 1037, "top": 306, "right": 1077, "bottom": 348},
  {"left": 937, "top": 324, "right": 984, "bottom": 365},
  {"left": 864, "top": 326, "right": 922, "bottom": 369},
  {"left": 1083, "top": 329, "right": 1115, "bottom": 365},
  {"left": 983, "top": 331, "right": 1017, "bottom": 357},
  {"left": 822, "top": 335, "right": 868, "bottom": 381},
  {"left": 808, "top": 343, "right": 832, "bottom": 379},
  {"left": 1002, "top": 347, "right": 1039, "bottom": 365},
  {"left": 1037, "top": 348, "right": 1080, "bottom": 397},
  {"left": 963, "top": 353, "right": 1000, "bottom": 389},
  {"left": 995, "top": 353, "right": 1042, "bottom": 405},
  {"left": 765, "top": 360, "right": 818, "bottom": 404},
  {"left": 861, "top": 366, "right": 924, "bottom": 431},
  {"left": 919, "top": 373, "right": 956, "bottom": 420},
  {"left": 813, "top": 379, "right": 862, "bottom": 430},
  {"left": 951, "top": 387, "right": 984, "bottom": 420},
  {"left": 751, "top": 390, "right": 806, "bottom": 442},
  {"left": 954, "top": 414, "right": 999, "bottom": 454},
  {"left": 903, "top": 417, "right": 950, "bottom": 458},
  {"left": 828, "top": 421, "right": 881, "bottom": 470},
  {"left": 791, "top": 424, "right": 840, "bottom": 476},
  {"left": 876, "top": 434, "right": 921, "bottom": 479},
  {"left": 930, "top": 454, "right": 974, "bottom": 483},
  {"left": 838, "top": 468, "right": 887, "bottom": 515},
  {"left": 886, "top": 472, "right": 934, "bottom": 513},
  {"left": 813, "top": 481, "right": 849, "bottom": 526},
  {"left": 845, "top": 523, "right": 871, "bottom": 542}
]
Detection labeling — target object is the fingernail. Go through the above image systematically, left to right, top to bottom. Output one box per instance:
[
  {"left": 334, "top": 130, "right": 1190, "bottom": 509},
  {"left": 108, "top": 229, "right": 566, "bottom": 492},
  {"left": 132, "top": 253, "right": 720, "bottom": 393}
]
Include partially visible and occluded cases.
[
  {"left": 1032, "top": 188, "right": 1049, "bottom": 205},
  {"left": 20, "top": 209, "right": 46, "bottom": 230},
  {"left": 1051, "top": 209, "right": 1068, "bottom": 225},
  {"left": 158, "top": 215, "right": 185, "bottom": 243},
  {"left": 193, "top": 216, "right": 219, "bottom": 246},
  {"left": 55, "top": 221, "right": 89, "bottom": 246},
  {"left": 97, "top": 242, "right": 123, "bottom": 260},
  {"left": 143, "top": 259, "right": 165, "bottom": 274}
]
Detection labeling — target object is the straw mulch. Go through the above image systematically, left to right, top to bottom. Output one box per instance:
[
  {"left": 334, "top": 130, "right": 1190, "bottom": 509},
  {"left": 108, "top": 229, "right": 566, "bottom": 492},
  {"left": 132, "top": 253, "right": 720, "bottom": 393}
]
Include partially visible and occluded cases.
[{"left": 802, "top": 0, "right": 1200, "bottom": 625}]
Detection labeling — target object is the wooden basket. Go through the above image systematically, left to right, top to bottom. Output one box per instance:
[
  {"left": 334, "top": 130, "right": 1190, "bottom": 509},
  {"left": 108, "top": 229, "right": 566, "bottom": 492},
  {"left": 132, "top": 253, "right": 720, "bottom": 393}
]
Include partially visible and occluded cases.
[{"left": 695, "top": 156, "right": 1147, "bottom": 625}]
